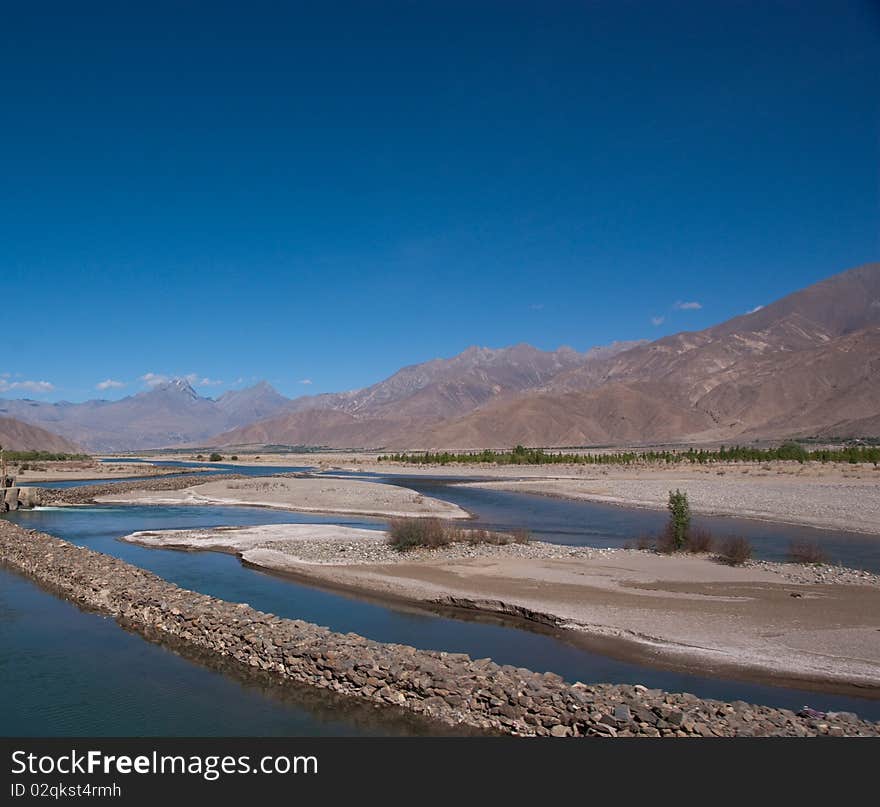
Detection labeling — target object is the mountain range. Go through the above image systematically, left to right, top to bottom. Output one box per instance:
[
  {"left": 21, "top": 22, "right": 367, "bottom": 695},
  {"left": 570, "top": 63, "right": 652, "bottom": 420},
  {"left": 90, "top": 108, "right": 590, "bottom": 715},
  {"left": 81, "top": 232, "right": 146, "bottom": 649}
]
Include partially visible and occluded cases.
[
  {"left": 213, "top": 261, "right": 880, "bottom": 449},
  {"left": 3, "top": 262, "right": 878, "bottom": 452},
  {"left": 0, "top": 416, "right": 83, "bottom": 454}
]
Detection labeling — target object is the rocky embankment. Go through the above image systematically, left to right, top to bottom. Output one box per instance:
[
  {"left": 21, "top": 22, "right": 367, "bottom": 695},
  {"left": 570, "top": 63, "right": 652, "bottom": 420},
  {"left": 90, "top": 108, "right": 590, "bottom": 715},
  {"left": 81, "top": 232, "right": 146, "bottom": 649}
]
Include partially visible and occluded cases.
[
  {"left": 25, "top": 474, "right": 246, "bottom": 506},
  {"left": 1, "top": 519, "right": 878, "bottom": 737}
]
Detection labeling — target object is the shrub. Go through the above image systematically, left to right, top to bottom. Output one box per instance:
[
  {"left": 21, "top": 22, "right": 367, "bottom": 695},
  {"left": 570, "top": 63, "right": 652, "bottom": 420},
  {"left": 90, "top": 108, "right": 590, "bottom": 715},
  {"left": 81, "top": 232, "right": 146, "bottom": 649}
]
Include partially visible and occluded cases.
[
  {"left": 776, "top": 441, "right": 808, "bottom": 463},
  {"left": 209, "top": 453, "right": 223, "bottom": 462},
  {"left": 231, "top": 455, "right": 239, "bottom": 461},
  {"left": 666, "top": 489, "right": 691, "bottom": 551},
  {"left": 386, "top": 518, "right": 529, "bottom": 551},
  {"left": 387, "top": 518, "right": 451, "bottom": 551},
  {"left": 686, "top": 527, "right": 714, "bottom": 554},
  {"left": 511, "top": 528, "right": 530, "bottom": 545},
  {"left": 656, "top": 528, "right": 677, "bottom": 554},
  {"left": 631, "top": 534, "right": 656, "bottom": 551},
  {"left": 719, "top": 536, "right": 752, "bottom": 565},
  {"left": 787, "top": 540, "right": 827, "bottom": 565}
]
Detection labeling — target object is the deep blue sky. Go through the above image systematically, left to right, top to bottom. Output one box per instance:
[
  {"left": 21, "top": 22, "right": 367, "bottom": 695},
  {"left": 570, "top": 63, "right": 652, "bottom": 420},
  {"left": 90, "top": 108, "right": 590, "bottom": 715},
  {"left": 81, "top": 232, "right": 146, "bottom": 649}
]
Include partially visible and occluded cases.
[{"left": 2, "top": 1, "right": 878, "bottom": 402}]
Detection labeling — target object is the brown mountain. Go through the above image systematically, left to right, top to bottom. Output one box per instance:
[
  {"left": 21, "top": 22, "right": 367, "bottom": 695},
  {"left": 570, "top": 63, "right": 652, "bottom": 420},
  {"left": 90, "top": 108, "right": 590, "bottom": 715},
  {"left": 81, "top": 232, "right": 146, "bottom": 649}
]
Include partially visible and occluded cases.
[
  {"left": 214, "top": 262, "right": 880, "bottom": 449},
  {"left": 417, "top": 262, "right": 880, "bottom": 447},
  {"left": 211, "top": 341, "right": 643, "bottom": 447},
  {"left": 0, "top": 380, "right": 294, "bottom": 452},
  {"left": 0, "top": 416, "right": 83, "bottom": 453}
]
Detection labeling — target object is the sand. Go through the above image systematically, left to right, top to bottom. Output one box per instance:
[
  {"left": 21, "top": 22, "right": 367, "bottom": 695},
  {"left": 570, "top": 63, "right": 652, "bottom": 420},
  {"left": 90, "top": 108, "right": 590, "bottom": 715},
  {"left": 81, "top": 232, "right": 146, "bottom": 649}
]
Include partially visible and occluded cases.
[
  {"left": 13, "top": 460, "right": 205, "bottom": 484},
  {"left": 455, "top": 473, "right": 880, "bottom": 535},
  {"left": 96, "top": 475, "right": 469, "bottom": 519},
  {"left": 120, "top": 523, "right": 880, "bottom": 693}
]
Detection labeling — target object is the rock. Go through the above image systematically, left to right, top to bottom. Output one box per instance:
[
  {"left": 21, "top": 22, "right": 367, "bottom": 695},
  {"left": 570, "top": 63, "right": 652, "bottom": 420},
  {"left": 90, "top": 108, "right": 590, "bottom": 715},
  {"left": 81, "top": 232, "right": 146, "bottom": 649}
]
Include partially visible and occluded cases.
[{"left": 1, "top": 519, "right": 878, "bottom": 740}]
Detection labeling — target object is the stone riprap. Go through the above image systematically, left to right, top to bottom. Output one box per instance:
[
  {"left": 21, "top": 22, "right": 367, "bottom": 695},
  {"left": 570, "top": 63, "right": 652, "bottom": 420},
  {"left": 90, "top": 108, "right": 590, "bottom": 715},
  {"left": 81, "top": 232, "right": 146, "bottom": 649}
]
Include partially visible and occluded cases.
[
  {"left": 25, "top": 474, "right": 247, "bottom": 506},
  {"left": 1, "top": 520, "right": 877, "bottom": 737}
]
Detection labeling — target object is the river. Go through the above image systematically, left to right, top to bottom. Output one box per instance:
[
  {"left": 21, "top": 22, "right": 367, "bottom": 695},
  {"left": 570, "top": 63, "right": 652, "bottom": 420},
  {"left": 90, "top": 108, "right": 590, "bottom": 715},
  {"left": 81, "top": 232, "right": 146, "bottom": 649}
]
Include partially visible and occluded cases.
[{"left": 4, "top": 497, "right": 879, "bottom": 732}]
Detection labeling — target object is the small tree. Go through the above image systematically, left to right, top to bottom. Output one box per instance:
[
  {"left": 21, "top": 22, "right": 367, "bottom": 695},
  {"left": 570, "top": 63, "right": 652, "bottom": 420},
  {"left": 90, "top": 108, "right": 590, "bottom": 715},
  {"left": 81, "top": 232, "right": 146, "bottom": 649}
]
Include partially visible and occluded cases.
[
  {"left": 209, "top": 452, "right": 223, "bottom": 462},
  {"left": 667, "top": 489, "right": 691, "bottom": 551}
]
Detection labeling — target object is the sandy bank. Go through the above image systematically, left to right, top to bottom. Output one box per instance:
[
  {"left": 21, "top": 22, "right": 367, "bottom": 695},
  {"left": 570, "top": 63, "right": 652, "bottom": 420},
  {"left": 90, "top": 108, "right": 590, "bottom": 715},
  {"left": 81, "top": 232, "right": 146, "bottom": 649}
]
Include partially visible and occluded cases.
[
  {"left": 15, "top": 460, "right": 206, "bottom": 484},
  {"left": 454, "top": 474, "right": 880, "bottom": 535},
  {"left": 97, "top": 476, "right": 468, "bottom": 519},
  {"left": 9, "top": 520, "right": 878, "bottom": 736},
  {"left": 120, "top": 523, "right": 880, "bottom": 694}
]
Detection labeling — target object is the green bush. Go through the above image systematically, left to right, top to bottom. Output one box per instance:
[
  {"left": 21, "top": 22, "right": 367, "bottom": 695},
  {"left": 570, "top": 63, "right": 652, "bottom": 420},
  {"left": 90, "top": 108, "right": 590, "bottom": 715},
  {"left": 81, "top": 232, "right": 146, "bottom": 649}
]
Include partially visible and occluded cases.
[
  {"left": 776, "top": 442, "right": 808, "bottom": 463},
  {"left": 209, "top": 453, "right": 223, "bottom": 462},
  {"left": 666, "top": 489, "right": 691, "bottom": 551}
]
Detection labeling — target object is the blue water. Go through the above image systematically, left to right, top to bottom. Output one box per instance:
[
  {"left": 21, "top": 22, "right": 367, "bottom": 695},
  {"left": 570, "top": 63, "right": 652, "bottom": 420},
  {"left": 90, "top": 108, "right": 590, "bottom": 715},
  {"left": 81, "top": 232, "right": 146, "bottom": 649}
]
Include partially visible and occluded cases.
[
  {"left": 94, "top": 459, "right": 880, "bottom": 573},
  {"left": 6, "top": 503, "right": 880, "bottom": 722},
  {"left": 0, "top": 566, "right": 440, "bottom": 736}
]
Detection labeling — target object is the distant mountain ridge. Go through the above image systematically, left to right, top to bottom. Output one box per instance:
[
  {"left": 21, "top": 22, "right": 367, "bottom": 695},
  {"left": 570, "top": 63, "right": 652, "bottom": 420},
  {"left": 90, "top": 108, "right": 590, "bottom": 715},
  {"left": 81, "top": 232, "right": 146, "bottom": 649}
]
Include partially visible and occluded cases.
[
  {"left": 4, "top": 262, "right": 878, "bottom": 451},
  {"left": 214, "top": 262, "right": 880, "bottom": 449},
  {"left": 412, "top": 262, "right": 880, "bottom": 447},
  {"left": 0, "top": 341, "right": 641, "bottom": 451},
  {"left": 210, "top": 341, "right": 644, "bottom": 448},
  {"left": 0, "top": 379, "right": 294, "bottom": 452},
  {"left": 0, "top": 416, "right": 83, "bottom": 453}
]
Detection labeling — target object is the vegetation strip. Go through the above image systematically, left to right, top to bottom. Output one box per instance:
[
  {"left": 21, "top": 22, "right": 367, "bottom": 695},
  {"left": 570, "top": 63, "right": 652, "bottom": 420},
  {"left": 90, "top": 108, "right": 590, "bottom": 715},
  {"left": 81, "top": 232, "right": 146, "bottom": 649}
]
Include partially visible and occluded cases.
[
  {"left": 379, "top": 442, "right": 880, "bottom": 466},
  {"left": 1, "top": 520, "right": 877, "bottom": 737}
]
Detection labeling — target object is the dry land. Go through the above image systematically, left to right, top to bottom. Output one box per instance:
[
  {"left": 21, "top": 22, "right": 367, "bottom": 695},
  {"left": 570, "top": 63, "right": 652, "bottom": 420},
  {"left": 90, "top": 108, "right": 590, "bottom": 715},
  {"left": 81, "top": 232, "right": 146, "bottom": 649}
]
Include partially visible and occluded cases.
[
  {"left": 132, "top": 454, "right": 880, "bottom": 534},
  {"left": 13, "top": 460, "right": 206, "bottom": 484},
  {"left": 454, "top": 471, "right": 880, "bottom": 535},
  {"left": 96, "top": 476, "right": 468, "bottom": 519},
  {"left": 7, "top": 519, "right": 877, "bottom": 736},
  {"left": 121, "top": 523, "right": 880, "bottom": 694}
]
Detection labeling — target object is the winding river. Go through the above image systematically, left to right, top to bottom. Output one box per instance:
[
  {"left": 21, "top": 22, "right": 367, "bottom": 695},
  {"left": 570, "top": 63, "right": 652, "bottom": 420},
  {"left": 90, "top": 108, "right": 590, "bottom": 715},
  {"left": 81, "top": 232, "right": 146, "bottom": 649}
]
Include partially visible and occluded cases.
[{"left": 3, "top": 459, "right": 880, "bottom": 734}]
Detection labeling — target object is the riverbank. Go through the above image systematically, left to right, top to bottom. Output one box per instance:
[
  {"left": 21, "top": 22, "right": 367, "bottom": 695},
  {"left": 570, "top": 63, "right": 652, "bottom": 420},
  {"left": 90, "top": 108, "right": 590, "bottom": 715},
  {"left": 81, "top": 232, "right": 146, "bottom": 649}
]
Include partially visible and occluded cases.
[
  {"left": 104, "top": 454, "right": 880, "bottom": 535},
  {"left": 15, "top": 459, "right": 208, "bottom": 484},
  {"left": 27, "top": 474, "right": 247, "bottom": 506},
  {"left": 454, "top": 474, "right": 880, "bottom": 535},
  {"left": 95, "top": 476, "right": 469, "bottom": 519},
  {"left": 2, "top": 519, "right": 877, "bottom": 736},
  {"left": 121, "top": 523, "right": 880, "bottom": 695}
]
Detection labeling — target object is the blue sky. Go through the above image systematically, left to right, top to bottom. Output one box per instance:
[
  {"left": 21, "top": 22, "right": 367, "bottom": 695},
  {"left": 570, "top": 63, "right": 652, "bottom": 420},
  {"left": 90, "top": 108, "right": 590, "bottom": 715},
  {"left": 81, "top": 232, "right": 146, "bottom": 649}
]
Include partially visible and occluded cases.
[{"left": 2, "top": 1, "right": 878, "bottom": 402}]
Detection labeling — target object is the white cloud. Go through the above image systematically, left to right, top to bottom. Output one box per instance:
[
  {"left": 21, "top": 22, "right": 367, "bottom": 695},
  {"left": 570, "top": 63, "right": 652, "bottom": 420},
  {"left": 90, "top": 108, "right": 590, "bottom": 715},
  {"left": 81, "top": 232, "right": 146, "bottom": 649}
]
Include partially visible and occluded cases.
[
  {"left": 674, "top": 301, "right": 702, "bottom": 310},
  {"left": 529, "top": 303, "right": 545, "bottom": 311},
  {"left": 746, "top": 305, "right": 764, "bottom": 314},
  {"left": 651, "top": 316, "right": 665, "bottom": 326},
  {"left": 140, "top": 372, "right": 169, "bottom": 387},
  {"left": 142, "top": 372, "right": 222, "bottom": 388},
  {"left": 182, "top": 373, "right": 222, "bottom": 387},
  {"left": 299, "top": 378, "right": 313, "bottom": 385},
  {"left": 0, "top": 379, "right": 55, "bottom": 394},
  {"left": 96, "top": 379, "right": 125, "bottom": 391}
]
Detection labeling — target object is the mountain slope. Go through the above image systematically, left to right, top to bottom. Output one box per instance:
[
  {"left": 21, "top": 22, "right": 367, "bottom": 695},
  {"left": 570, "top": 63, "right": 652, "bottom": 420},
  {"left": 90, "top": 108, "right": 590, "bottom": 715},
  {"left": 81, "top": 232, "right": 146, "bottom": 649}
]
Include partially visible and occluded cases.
[
  {"left": 215, "top": 262, "right": 880, "bottom": 449},
  {"left": 415, "top": 263, "right": 880, "bottom": 447},
  {"left": 212, "top": 341, "right": 644, "bottom": 447},
  {"left": 0, "top": 380, "right": 292, "bottom": 452},
  {"left": 0, "top": 417, "right": 83, "bottom": 453}
]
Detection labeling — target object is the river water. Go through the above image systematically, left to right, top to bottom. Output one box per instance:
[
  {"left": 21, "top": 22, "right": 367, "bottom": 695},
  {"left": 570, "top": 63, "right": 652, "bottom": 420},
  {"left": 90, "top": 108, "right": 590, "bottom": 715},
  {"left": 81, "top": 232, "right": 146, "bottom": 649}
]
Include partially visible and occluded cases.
[
  {"left": 77, "top": 458, "right": 880, "bottom": 572},
  {"left": 3, "top": 459, "right": 879, "bottom": 734}
]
